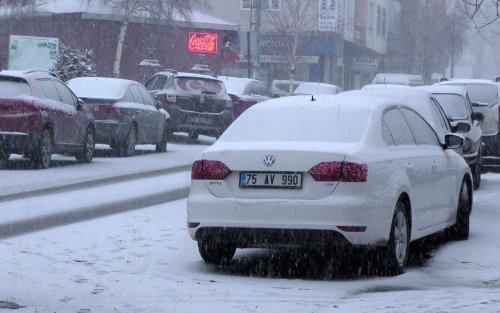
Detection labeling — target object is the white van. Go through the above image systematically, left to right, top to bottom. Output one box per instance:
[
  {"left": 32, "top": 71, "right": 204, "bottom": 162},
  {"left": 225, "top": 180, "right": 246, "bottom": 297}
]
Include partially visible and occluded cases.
[{"left": 372, "top": 73, "right": 425, "bottom": 86}]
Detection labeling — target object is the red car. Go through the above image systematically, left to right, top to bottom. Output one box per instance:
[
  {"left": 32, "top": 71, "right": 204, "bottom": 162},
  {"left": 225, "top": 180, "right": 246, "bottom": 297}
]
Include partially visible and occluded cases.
[
  {"left": 0, "top": 70, "right": 95, "bottom": 169},
  {"left": 219, "top": 76, "right": 272, "bottom": 119}
]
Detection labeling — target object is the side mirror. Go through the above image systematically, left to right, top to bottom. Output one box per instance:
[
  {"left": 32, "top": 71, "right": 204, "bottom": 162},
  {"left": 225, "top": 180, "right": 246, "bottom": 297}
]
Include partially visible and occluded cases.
[
  {"left": 76, "top": 98, "right": 85, "bottom": 111},
  {"left": 471, "top": 111, "right": 484, "bottom": 122},
  {"left": 451, "top": 122, "right": 471, "bottom": 133},
  {"left": 444, "top": 133, "right": 464, "bottom": 150}
]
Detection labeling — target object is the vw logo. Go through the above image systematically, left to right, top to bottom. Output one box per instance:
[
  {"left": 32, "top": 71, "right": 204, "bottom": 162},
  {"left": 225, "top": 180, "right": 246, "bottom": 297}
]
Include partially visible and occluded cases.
[
  {"left": 200, "top": 94, "right": 205, "bottom": 104},
  {"left": 263, "top": 154, "right": 276, "bottom": 167}
]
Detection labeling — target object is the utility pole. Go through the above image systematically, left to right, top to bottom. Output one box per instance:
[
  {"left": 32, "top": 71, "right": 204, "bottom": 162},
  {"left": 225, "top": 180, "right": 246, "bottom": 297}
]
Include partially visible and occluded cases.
[
  {"left": 253, "top": 0, "right": 262, "bottom": 79},
  {"left": 247, "top": 1, "right": 253, "bottom": 78}
]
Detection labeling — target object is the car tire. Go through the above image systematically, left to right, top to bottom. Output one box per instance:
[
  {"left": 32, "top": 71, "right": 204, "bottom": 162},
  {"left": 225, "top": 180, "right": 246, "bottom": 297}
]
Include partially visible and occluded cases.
[
  {"left": 119, "top": 126, "right": 137, "bottom": 157},
  {"left": 76, "top": 128, "right": 95, "bottom": 163},
  {"left": 31, "top": 129, "right": 52, "bottom": 169},
  {"left": 155, "top": 129, "right": 168, "bottom": 153},
  {"left": 189, "top": 131, "right": 199, "bottom": 140},
  {"left": 473, "top": 153, "right": 481, "bottom": 190},
  {"left": 448, "top": 179, "right": 471, "bottom": 241},
  {"left": 382, "top": 201, "right": 410, "bottom": 275},
  {"left": 197, "top": 240, "right": 236, "bottom": 265}
]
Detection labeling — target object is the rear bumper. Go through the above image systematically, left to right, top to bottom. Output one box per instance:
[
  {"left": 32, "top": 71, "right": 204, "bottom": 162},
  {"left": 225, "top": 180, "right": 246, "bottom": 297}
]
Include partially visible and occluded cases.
[
  {"left": 167, "top": 105, "right": 232, "bottom": 137},
  {"left": 95, "top": 120, "right": 129, "bottom": 145},
  {"left": 0, "top": 131, "right": 32, "bottom": 154},
  {"left": 187, "top": 183, "right": 393, "bottom": 248}
]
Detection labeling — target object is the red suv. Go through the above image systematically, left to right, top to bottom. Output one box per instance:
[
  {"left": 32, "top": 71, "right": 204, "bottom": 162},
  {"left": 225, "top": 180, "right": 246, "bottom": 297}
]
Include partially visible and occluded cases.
[{"left": 0, "top": 70, "right": 95, "bottom": 169}]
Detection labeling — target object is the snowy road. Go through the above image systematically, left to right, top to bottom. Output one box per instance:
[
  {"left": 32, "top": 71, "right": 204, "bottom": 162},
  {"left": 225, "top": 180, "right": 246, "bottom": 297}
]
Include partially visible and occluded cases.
[{"left": 1, "top": 167, "right": 500, "bottom": 311}]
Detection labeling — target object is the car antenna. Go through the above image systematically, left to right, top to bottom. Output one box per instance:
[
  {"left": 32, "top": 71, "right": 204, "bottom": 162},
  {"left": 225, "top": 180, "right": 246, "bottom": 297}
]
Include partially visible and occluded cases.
[{"left": 310, "top": 95, "right": 316, "bottom": 101}]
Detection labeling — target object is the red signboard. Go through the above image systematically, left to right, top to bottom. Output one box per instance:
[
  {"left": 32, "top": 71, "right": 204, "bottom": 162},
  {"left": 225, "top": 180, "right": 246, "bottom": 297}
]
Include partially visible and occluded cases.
[{"left": 187, "top": 32, "right": 218, "bottom": 54}]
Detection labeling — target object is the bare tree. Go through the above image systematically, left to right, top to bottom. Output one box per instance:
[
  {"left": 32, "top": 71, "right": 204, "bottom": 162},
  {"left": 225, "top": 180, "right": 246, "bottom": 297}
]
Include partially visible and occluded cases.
[
  {"left": 0, "top": 0, "right": 46, "bottom": 15},
  {"left": 84, "top": 0, "right": 193, "bottom": 77},
  {"left": 264, "top": 0, "right": 316, "bottom": 93},
  {"left": 462, "top": 0, "right": 500, "bottom": 28}
]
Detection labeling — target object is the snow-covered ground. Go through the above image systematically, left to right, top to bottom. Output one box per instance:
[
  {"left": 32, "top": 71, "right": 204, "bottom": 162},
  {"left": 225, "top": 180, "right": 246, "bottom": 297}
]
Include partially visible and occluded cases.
[{"left": 1, "top": 170, "right": 500, "bottom": 312}]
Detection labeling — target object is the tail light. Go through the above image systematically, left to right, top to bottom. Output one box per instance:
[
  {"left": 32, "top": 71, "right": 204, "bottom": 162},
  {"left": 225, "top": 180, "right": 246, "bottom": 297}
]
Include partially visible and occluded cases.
[
  {"left": 164, "top": 94, "right": 176, "bottom": 103},
  {"left": 0, "top": 99, "right": 37, "bottom": 113},
  {"left": 95, "top": 105, "right": 121, "bottom": 114},
  {"left": 192, "top": 160, "right": 231, "bottom": 180},
  {"left": 309, "top": 161, "right": 367, "bottom": 182}
]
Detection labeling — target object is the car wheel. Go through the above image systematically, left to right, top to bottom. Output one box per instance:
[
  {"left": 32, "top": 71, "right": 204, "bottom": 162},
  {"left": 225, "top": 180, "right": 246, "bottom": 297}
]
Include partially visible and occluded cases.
[
  {"left": 119, "top": 126, "right": 137, "bottom": 157},
  {"left": 76, "top": 128, "right": 95, "bottom": 163},
  {"left": 31, "top": 129, "right": 52, "bottom": 169},
  {"left": 155, "top": 129, "right": 168, "bottom": 153},
  {"left": 189, "top": 131, "right": 199, "bottom": 140},
  {"left": 473, "top": 154, "right": 481, "bottom": 190},
  {"left": 448, "top": 179, "right": 471, "bottom": 241},
  {"left": 382, "top": 201, "right": 410, "bottom": 275},
  {"left": 197, "top": 240, "right": 236, "bottom": 265}
]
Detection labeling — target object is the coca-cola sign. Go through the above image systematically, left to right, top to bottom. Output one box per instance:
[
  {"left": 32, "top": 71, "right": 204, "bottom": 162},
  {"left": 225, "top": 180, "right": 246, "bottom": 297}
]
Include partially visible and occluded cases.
[{"left": 187, "top": 32, "right": 218, "bottom": 54}]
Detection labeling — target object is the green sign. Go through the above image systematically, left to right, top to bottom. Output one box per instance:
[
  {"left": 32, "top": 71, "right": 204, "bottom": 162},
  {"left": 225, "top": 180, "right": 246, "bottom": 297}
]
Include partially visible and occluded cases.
[{"left": 9, "top": 35, "right": 59, "bottom": 70}]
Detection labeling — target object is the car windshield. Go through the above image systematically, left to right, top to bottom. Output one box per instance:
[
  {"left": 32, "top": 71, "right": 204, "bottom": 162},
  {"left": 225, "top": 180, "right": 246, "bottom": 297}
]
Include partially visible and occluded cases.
[
  {"left": 174, "top": 77, "right": 226, "bottom": 95},
  {"left": 0, "top": 79, "right": 31, "bottom": 97},
  {"left": 222, "top": 79, "right": 248, "bottom": 95},
  {"left": 447, "top": 83, "right": 498, "bottom": 105},
  {"left": 433, "top": 94, "right": 469, "bottom": 120},
  {"left": 221, "top": 101, "right": 370, "bottom": 143}
]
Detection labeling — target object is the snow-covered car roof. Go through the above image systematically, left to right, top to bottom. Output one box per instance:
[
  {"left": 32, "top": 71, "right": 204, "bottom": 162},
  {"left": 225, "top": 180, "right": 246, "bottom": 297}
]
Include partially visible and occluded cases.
[
  {"left": 154, "top": 71, "right": 222, "bottom": 82},
  {"left": 372, "top": 73, "right": 425, "bottom": 86},
  {"left": 218, "top": 76, "right": 255, "bottom": 95},
  {"left": 67, "top": 77, "right": 137, "bottom": 100},
  {"left": 438, "top": 78, "right": 497, "bottom": 86},
  {"left": 293, "top": 82, "right": 341, "bottom": 95},
  {"left": 417, "top": 85, "right": 468, "bottom": 97},
  {"left": 342, "top": 87, "right": 448, "bottom": 137},
  {"left": 215, "top": 94, "right": 401, "bottom": 147}
]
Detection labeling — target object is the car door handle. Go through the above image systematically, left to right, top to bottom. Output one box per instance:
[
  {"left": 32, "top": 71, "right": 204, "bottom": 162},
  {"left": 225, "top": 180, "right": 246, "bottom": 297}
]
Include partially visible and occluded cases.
[
  {"left": 431, "top": 160, "right": 438, "bottom": 170},
  {"left": 406, "top": 162, "right": 413, "bottom": 169}
]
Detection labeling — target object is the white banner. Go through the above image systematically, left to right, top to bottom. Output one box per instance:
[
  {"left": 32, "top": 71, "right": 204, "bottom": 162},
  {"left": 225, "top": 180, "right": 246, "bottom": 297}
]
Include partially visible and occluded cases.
[
  {"left": 318, "top": 0, "right": 339, "bottom": 32},
  {"left": 9, "top": 35, "right": 59, "bottom": 70}
]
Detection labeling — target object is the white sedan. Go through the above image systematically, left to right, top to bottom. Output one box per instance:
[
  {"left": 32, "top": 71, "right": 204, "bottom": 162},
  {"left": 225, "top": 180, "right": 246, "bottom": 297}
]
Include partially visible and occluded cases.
[{"left": 186, "top": 94, "right": 472, "bottom": 274}]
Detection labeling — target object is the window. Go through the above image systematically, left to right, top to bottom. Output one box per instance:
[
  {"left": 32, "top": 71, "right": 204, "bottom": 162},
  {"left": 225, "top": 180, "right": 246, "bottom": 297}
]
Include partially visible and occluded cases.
[
  {"left": 241, "top": 0, "right": 281, "bottom": 11},
  {"left": 376, "top": 6, "right": 386, "bottom": 37},
  {"left": 152, "top": 75, "right": 167, "bottom": 91},
  {"left": 145, "top": 76, "right": 157, "bottom": 90},
  {"left": 0, "top": 79, "right": 31, "bottom": 96},
  {"left": 37, "top": 79, "right": 60, "bottom": 102},
  {"left": 53, "top": 81, "right": 77, "bottom": 107},
  {"left": 130, "top": 85, "right": 144, "bottom": 104},
  {"left": 137, "top": 85, "right": 156, "bottom": 107},
  {"left": 123, "top": 89, "right": 135, "bottom": 103},
  {"left": 433, "top": 94, "right": 469, "bottom": 120},
  {"left": 430, "top": 98, "right": 452, "bottom": 131},
  {"left": 382, "top": 108, "right": 416, "bottom": 145},
  {"left": 401, "top": 108, "right": 440, "bottom": 146},
  {"left": 382, "top": 121, "right": 396, "bottom": 146}
]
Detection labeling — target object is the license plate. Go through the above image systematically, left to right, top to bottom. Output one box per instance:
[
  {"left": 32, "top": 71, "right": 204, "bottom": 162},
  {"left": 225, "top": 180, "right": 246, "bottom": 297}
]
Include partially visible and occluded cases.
[{"left": 239, "top": 172, "right": 303, "bottom": 189}]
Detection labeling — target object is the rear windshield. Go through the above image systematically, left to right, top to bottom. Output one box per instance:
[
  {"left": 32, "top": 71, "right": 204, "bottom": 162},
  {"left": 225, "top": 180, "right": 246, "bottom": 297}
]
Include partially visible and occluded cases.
[
  {"left": 174, "top": 77, "right": 226, "bottom": 95},
  {"left": 0, "top": 79, "right": 31, "bottom": 97},
  {"left": 448, "top": 83, "right": 498, "bottom": 105},
  {"left": 433, "top": 94, "right": 468, "bottom": 119},
  {"left": 220, "top": 103, "right": 370, "bottom": 143}
]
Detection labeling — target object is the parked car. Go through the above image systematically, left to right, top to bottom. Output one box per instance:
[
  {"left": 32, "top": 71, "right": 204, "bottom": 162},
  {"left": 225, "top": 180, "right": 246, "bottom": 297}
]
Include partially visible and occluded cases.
[
  {"left": 0, "top": 70, "right": 95, "bottom": 169},
  {"left": 145, "top": 70, "right": 232, "bottom": 139},
  {"left": 372, "top": 73, "right": 425, "bottom": 86},
  {"left": 219, "top": 76, "right": 271, "bottom": 119},
  {"left": 67, "top": 77, "right": 170, "bottom": 156},
  {"left": 271, "top": 79, "right": 304, "bottom": 98},
  {"left": 437, "top": 79, "right": 500, "bottom": 172},
  {"left": 292, "top": 82, "right": 342, "bottom": 95},
  {"left": 418, "top": 85, "right": 484, "bottom": 189},
  {"left": 187, "top": 94, "right": 472, "bottom": 274}
]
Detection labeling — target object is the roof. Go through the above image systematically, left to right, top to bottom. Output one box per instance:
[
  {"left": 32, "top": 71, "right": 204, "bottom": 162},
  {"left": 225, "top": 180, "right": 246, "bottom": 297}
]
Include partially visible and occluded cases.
[
  {"left": 0, "top": 0, "right": 240, "bottom": 31},
  {"left": 0, "top": 69, "right": 57, "bottom": 79},
  {"left": 67, "top": 76, "right": 136, "bottom": 100},
  {"left": 218, "top": 76, "right": 255, "bottom": 95},
  {"left": 438, "top": 79, "right": 497, "bottom": 86},
  {"left": 293, "top": 82, "right": 341, "bottom": 95},
  {"left": 418, "top": 85, "right": 468, "bottom": 97}
]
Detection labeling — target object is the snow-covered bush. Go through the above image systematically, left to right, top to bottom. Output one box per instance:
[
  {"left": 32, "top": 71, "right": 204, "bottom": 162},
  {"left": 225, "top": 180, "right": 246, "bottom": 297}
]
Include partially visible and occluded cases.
[{"left": 51, "top": 42, "right": 96, "bottom": 82}]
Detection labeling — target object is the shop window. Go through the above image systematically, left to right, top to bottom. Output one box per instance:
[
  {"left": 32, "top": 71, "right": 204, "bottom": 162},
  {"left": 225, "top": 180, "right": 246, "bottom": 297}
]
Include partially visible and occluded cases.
[{"left": 241, "top": 0, "right": 281, "bottom": 11}]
